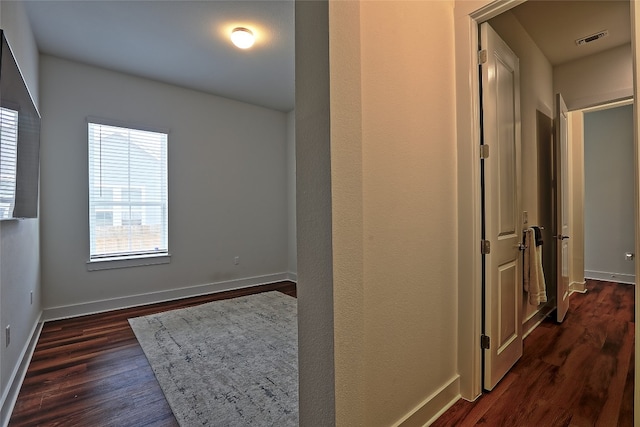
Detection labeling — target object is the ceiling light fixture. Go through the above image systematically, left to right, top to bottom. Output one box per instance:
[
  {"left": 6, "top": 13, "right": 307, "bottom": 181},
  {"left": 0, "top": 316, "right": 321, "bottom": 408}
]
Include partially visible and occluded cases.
[{"left": 231, "top": 27, "right": 255, "bottom": 49}]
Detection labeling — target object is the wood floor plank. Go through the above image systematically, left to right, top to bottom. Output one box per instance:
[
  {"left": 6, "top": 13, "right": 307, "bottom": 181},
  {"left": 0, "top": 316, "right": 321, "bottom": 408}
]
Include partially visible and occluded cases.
[
  {"left": 8, "top": 280, "right": 632, "bottom": 426},
  {"left": 433, "top": 280, "right": 634, "bottom": 426},
  {"left": 9, "top": 281, "right": 296, "bottom": 426},
  {"left": 595, "top": 319, "right": 634, "bottom": 426},
  {"left": 517, "top": 322, "right": 564, "bottom": 371},
  {"left": 539, "top": 324, "right": 587, "bottom": 367},
  {"left": 618, "top": 335, "right": 635, "bottom": 427},
  {"left": 500, "top": 358, "right": 561, "bottom": 425},
  {"left": 431, "top": 372, "right": 519, "bottom": 427}
]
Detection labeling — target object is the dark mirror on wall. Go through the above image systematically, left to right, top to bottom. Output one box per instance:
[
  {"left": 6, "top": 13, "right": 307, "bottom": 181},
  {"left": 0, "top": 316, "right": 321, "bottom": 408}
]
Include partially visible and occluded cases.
[{"left": 0, "top": 29, "right": 41, "bottom": 220}]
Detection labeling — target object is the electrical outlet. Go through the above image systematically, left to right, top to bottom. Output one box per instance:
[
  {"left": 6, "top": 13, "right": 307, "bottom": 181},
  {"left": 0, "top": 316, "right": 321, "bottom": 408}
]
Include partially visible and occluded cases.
[
  {"left": 234, "top": 256, "right": 240, "bottom": 265},
  {"left": 5, "top": 325, "right": 10, "bottom": 347}
]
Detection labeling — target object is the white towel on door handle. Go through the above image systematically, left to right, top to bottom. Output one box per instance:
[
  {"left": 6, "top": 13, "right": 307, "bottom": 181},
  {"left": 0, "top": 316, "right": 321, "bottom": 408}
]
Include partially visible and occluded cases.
[{"left": 523, "top": 228, "right": 547, "bottom": 306}]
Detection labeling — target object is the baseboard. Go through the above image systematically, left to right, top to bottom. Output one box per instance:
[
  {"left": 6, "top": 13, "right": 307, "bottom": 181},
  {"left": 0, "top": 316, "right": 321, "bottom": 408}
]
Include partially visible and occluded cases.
[
  {"left": 585, "top": 270, "right": 635, "bottom": 285},
  {"left": 286, "top": 271, "right": 298, "bottom": 282},
  {"left": 42, "top": 273, "right": 293, "bottom": 321},
  {"left": 570, "top": 281, "right": 587, "bottom": 293},
  {"left": 523, "top": 302, "right": 555, "bottom": 338},
  {"left": 1, "top": 314, "right": 43, "bottom": 427},
  {"left": 392, "top": 375, "right": 460, "bottom": 427}
]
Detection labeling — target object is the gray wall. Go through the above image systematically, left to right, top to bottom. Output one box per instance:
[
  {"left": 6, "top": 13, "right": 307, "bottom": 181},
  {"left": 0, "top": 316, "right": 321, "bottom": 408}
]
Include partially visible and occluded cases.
[
  {"left": 0, "top": 1, "right": 43, "bottom": 421},
  {"left": 295, "top": 1, "right": 336, "bottom": 424},
  {"left": 39, "top": 55, "right": 290, "bottom": 317},
  {"left": 584, "top": 104, "right": 635, "bottom": 284},
  {"left": 286, "top": 110, "right": 297, "bottom": 277}
]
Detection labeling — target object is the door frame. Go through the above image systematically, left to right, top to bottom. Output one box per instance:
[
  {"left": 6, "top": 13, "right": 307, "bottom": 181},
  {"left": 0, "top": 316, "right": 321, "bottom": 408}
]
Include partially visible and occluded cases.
[
  {"left": 454, "top": 0, "right": 526, "bottom": 401},
  {"left": 454, "top": 3, "right": 640, "bottom": 420},
  {"left": 630, "top": 4, "right": 640, "bottom": 423},
  {"left": 479, "top": 21, "right": 524, "bottom": 391},
  {"left": 555, "top": 93, "right": 571, "bottom": 323}
]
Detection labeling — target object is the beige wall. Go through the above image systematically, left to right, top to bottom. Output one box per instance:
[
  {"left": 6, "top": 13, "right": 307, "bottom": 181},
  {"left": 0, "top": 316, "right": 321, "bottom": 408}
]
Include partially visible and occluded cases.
[
  {"left": 301, "top": 0, "right": 639, "bottom": 423},
  {"left": 297, "top": 1, "right": 460, "bottom": 425},
  {"left": 328, "top": 1, "right": 365, "bottom": 425},
  {"left": 360, "top": 2, "right": 458, "bottom": 424},
  {"left": 554, "top": 44, "right": 633, "bottom": 111}
]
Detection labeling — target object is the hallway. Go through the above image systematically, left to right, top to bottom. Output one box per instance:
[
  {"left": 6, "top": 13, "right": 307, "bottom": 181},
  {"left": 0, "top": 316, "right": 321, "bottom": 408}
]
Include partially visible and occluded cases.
[{"left": 434, "top": 280, "right": 634, "bottom": 426}]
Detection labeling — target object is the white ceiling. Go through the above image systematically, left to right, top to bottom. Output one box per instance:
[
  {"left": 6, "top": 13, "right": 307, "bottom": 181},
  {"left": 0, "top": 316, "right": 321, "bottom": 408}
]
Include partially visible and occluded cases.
[
  {"left": 24, "top": 0, "right": 295, "bottom": 112},
  {"left": 22, "top": 1, "right": 630, "bottom": 114}
]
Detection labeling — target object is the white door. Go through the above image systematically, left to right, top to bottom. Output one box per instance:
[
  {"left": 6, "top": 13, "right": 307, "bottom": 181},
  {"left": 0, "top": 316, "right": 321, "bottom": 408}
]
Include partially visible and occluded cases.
[
  {"left": 480, "top": 22, "right": 523, "bottom": 391},
  {"left": 555, "top": 93, "right": 570, "bottom": 322}
]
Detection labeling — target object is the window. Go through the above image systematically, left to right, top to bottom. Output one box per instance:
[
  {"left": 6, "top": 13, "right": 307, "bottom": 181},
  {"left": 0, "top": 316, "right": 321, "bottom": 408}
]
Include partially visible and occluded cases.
[
  {"left": 0, "top": 107, "right": 18, "bottom": 220},
  {"left": 88, "top": 121, "right": 168, "bottom": 263},
  {"left": 120, "top": 188, "right": 143, "bottom": 226},
  {"left": 95, "top": 210, "right": 114, "bottom": 227}
]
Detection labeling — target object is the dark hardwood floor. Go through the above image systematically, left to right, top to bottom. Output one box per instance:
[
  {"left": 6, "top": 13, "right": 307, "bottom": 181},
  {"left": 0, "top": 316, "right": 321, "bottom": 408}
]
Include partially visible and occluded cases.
[
  {"left": 8, "top": 279, "right": 634, "bottom": 426},
  {"left": 433, "top": 279, "right": 634, "bottom": 427},
  {"left": 8, "top": 281, "right": 296, "bottom": 427}
]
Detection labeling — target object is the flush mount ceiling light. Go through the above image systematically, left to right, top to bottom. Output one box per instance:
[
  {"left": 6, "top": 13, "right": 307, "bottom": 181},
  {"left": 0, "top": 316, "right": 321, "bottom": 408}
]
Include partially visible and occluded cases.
[{"left": 231, "top": 27, "right": 255, "bottom": 49}]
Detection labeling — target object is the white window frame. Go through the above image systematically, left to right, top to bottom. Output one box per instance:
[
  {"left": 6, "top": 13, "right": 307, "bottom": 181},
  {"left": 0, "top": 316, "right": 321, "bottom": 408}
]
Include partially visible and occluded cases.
[{"left": 86, "top": 117, "right": 170, "bottom": 270}]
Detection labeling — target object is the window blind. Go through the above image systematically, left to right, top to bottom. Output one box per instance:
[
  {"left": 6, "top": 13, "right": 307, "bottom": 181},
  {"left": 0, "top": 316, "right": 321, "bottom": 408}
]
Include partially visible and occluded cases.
[
  {"left": 0, "top": 107, "right": 18, "bottom": 220},
  {"left": 88, "top": 122, "right": 168, "bottom": 260}
]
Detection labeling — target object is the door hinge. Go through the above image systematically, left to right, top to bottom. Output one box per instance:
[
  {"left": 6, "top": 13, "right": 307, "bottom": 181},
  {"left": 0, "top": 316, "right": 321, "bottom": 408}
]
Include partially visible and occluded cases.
[
  {"left": 478, "top": 49, "right": 488, "bottom": 65},
  {"left": 480, "top": 144, "right": 490, "bottom": 159},
  {"left": 481, "top": 239, "right": 491, "bottom": 255},
  {"left": 481, "top": 335, "right": 491, "bottom": 349}
]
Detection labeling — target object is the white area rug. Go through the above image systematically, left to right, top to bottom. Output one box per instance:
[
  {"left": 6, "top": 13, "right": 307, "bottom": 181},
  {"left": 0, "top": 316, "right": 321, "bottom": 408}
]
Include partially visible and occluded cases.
[{"left": 128, "top": 291, "right": 298, "bottom": 426}]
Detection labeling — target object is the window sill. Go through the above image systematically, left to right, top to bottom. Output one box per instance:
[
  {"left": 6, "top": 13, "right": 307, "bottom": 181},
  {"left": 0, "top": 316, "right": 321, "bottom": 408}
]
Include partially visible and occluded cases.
[{"left": 87, "top": 253, "right": 171, "bottom": 271}]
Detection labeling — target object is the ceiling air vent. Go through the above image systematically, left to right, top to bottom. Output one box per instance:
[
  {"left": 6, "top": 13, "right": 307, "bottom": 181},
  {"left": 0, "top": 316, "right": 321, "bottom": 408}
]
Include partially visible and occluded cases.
[{"left": 575, "top": 30, "right": 609, "bottom": 46}]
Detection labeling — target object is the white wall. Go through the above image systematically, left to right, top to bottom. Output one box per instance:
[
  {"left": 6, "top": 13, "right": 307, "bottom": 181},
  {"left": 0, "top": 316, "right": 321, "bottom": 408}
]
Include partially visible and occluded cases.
[
  {"left": 0, "top": 0, "right": 42, "bottom": 422},
  {"left": 554, "top": 44, "right": 633, "bottom": 111},
  {"left": 39, "top": 55, "right": 290, "bottom": 317},
  {"left": 584, "top": 104, "right": 635, "bottom": 284},
  {"left": 286, "top": 110, "right": 297, "bottom": 277}
]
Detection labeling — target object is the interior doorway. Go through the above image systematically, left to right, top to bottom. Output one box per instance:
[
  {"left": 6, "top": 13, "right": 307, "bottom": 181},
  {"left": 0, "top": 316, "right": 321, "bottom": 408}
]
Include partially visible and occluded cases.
[
  {"left": 454, "top": 0, "right": 638, "bottom": 404},
  {"left": 582, "top": 101, "right": 636, "bottom": 285}
]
